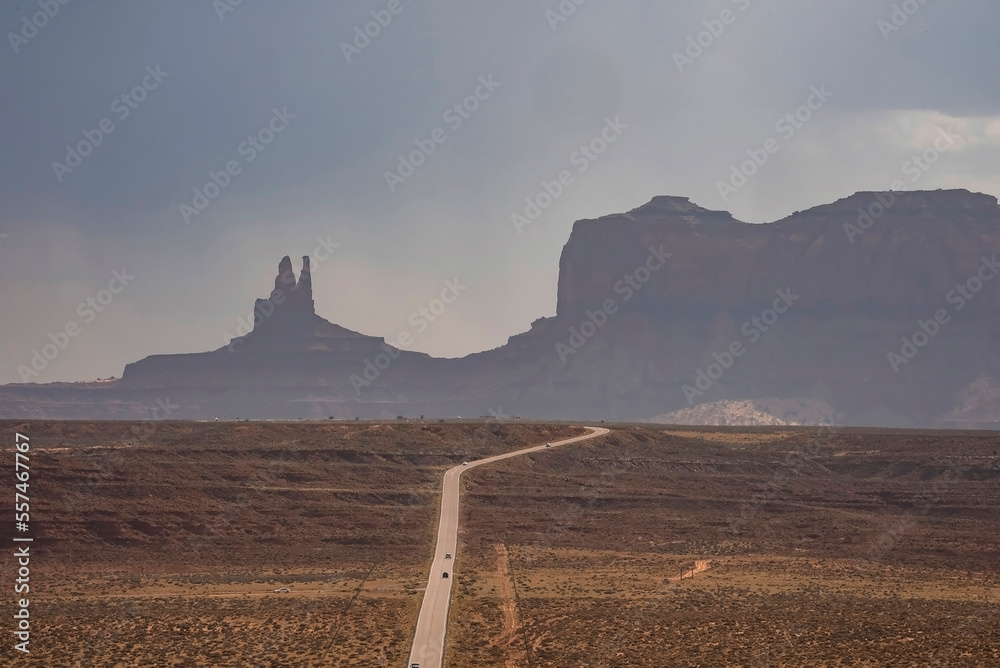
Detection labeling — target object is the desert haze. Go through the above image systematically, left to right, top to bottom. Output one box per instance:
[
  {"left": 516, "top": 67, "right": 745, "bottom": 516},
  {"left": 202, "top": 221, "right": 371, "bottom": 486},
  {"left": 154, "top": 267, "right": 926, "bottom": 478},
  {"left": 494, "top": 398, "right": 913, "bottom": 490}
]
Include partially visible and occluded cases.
[
  {"left": 3, "top": 2, "right": 1000, "bottom": 666},
  {"left": 4, "top": 190, "right": 1000, "bottom": 428}
]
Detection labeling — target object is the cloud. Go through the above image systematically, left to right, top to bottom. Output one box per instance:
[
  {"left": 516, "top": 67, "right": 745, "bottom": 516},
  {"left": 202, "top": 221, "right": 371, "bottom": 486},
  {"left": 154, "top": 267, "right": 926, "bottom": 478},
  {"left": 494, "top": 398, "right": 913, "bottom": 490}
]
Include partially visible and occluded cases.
[{"left": 2, "top": 0, "right": 1000, "bottom": 382}]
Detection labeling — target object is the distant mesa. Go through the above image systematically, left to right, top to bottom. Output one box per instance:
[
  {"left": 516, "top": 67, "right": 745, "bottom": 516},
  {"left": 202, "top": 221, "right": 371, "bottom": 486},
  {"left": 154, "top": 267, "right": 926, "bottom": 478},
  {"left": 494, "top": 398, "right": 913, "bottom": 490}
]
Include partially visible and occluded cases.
[{"left": 3, "top": 188, "right": 1000, "bottom": 428}]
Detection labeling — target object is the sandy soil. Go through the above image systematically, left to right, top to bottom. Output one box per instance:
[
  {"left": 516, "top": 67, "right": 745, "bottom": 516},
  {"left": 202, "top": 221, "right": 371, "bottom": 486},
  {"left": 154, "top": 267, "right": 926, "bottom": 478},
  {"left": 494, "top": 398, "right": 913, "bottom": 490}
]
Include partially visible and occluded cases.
[
  {"left": 0, "top": 420, "right": 583, "bottom": 667},
  {"left": 2, "top": 421, "right": 997, "bottom": 665},
  {"left": 446, "top": 425, "right": 1000, "bottom": 667}
]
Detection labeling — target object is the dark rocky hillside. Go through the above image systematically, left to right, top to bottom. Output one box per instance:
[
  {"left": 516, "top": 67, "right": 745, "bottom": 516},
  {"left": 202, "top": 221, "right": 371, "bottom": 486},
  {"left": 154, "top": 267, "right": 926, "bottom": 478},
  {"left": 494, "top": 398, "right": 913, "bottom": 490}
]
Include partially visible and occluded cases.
[{"left": 3, "top": 189, "right": 999, "bottom": 427}]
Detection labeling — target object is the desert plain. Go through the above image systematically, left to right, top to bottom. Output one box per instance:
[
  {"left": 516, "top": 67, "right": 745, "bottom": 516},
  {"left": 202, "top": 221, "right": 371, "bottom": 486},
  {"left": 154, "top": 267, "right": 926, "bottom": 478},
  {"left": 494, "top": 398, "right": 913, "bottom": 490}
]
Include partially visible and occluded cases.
[{"left": 1, "top": 420, "right": 997, "bottom": 666}]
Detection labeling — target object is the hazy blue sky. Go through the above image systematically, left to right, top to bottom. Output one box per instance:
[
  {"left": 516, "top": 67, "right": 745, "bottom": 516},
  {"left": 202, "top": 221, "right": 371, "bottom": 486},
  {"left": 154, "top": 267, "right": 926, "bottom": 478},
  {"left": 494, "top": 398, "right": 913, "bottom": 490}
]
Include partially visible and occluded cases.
[{"left": 2, "top": 0, "right": 999, "bottom": 384}]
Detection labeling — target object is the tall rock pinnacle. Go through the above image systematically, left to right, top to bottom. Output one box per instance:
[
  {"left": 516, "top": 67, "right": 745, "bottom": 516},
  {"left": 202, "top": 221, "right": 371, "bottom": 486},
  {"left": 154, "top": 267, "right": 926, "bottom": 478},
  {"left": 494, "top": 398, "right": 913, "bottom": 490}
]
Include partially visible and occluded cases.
[
  {"left": 253, "top": 255, "right": 316, "bottom": 331},
  {"left": 296, "top": 255, "right": 314, "bottom": 312},
  {"left": 271, "top": 256, "right": 296, "bottom": 302}
]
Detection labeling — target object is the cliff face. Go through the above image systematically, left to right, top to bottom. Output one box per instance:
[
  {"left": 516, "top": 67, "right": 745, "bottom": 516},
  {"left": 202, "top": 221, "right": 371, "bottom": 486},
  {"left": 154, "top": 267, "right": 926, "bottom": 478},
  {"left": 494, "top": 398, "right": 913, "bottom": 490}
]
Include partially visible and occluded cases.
[
  {"left": 513, "top": 189, "right": 1000, "bottom": 426},
  {"left": 3, "top": 190, "right": 1000, "bottom": 426},
  {"left": 556, "top": 191, "right": 1000, "bottom": 317}
]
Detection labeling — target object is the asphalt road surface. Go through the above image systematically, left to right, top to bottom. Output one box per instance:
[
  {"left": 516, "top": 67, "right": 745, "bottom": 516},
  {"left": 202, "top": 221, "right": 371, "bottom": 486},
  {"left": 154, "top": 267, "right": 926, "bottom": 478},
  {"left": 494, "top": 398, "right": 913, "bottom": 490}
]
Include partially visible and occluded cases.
[{"left": 406, "top": 426, "right": 609, "bottom": 668}]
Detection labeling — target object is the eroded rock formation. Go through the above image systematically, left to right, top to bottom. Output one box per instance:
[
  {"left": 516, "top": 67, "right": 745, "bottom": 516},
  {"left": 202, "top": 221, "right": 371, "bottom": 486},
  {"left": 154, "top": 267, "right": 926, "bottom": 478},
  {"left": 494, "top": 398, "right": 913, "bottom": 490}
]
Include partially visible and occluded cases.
[{"left": 3, "top": 189, "right": 999, "bottom": 426}]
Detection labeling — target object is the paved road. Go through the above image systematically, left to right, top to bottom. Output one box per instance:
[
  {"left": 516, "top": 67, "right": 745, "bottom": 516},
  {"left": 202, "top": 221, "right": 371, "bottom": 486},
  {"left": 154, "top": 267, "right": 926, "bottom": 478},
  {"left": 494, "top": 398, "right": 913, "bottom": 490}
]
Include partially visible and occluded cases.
[{"left": 406, "top": 426, "right": 609, "bottom": 668}]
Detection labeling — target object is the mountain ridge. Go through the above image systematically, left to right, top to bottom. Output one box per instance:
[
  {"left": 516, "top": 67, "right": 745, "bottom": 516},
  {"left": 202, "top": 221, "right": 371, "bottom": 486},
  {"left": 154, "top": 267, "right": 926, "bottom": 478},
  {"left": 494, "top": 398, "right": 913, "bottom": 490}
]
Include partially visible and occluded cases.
[{"left": 3, "top": 188, "right": 1000, "bottom": 427}]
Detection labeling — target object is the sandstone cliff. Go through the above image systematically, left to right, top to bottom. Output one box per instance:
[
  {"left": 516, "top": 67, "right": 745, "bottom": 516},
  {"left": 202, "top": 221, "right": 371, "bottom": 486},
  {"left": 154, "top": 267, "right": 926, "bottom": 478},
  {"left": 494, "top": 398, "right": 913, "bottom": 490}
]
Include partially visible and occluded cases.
[{"left": 3, "top": 190, "right": 999, "bottom": 426}]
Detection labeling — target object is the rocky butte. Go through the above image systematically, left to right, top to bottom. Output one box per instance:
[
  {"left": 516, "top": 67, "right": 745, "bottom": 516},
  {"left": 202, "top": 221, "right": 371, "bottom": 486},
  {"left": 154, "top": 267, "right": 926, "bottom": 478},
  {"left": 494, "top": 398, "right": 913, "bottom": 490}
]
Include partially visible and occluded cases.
[{"left": 2, "top": 188, "right": 999, "bottom": 427}]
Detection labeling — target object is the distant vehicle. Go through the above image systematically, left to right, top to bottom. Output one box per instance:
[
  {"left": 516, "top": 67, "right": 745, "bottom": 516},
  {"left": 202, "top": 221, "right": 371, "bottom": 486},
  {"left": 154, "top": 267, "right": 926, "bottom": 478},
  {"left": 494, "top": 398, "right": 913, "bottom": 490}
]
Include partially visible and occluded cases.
[
  {"left": 545, "top": 443, "right": 551, "bottom": 447},
  {"left": 462, "top": 461, "right": 468, "bottom": 466},
  {"left": 445, "top": 553, "right": 452, "bottom": 559},
  {"left": 442, "top": 572, "right": 449, "bottom": 578},
  {"left": 274, "top": 587, "right": 289, "bottom": 593},
  {"left": 411, "top": 663, "right": 420, "bottom": 668}
]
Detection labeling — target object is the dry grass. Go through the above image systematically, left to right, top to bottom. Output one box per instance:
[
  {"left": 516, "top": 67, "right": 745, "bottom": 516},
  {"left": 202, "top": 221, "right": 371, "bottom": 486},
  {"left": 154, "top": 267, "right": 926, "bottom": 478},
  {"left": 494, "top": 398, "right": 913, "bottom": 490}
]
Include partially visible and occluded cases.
[
  {"left": 0, "top": 420, "right": 584, "bottom": 667},
  {"left": 3, "top": 421, "right": 997, "bottom": 665},
  {"left": 447, "top": 426, "right": 1000, "bottom": 666}
]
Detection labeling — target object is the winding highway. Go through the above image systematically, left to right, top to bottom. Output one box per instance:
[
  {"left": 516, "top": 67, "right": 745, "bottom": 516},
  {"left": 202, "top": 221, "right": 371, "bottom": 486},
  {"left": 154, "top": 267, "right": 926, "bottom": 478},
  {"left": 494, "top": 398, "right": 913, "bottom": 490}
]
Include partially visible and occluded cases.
[{"left": 406, "top": 426, "right": 609, "bottom": 668}]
